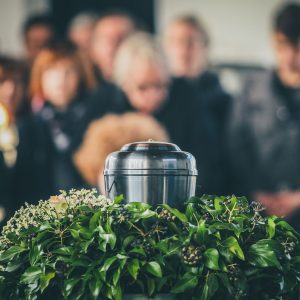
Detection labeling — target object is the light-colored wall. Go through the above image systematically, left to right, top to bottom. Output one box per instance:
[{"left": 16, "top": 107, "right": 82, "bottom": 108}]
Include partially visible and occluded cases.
[
  {"left": 0, "top": 0, "right": 50, "bottom": 58},
  {"left": 0, "top": 0, "right": 25, "bottom": 57},
  {"left": 1, "top": 0, "right": 299, "bottom": 65},
  {"left": 156, "top": 0, "right": 298, "bottom": 66}
]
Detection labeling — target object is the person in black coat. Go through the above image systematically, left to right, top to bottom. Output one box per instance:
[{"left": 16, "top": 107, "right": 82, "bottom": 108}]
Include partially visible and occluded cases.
[
  {"left": 228, "top": 3, "right": 300, "bottom": 231},
  {"left": 163, "top": 15, "right": 232, "bottom": 194},
  {"left": 81, "top": 32, "right": 229, "bottom": 195},
  {"left": 30, "top": 42, "right": 97, "bottom": 197}
]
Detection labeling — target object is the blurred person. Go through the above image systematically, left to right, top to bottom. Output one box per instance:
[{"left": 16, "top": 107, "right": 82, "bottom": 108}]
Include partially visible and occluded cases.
[
  {"left": 229, "top": 3, "right": 300, "bottom": 230},
  {"left": 89, "top": 9, "right": 137, "bottom": 83},
  {"left": 68, "top": 12, "right": 97, "bottom": 56},
  {"left": 22, "top": 14, "right": 56, "bottom": 66},
  {"left": 164, "top": 15, "right": 209, "bottom": 79},
  {"left": 164, "top": 15, "right": 231, "bottom": 141},
  {"left": 164, "top": 16, "right": 232, "bottom": 190},
  {"left": 85, "top": 32, "right": 227, "bottom": 194},
  {"left": 29, "top": 41, "right": 95, "bottom": 191},
  {"left": 5, "top": 42, "right": 96, "bottom": 209},
  {"left": 0, "top": 56, "right": 30, "bottom": 119},
  {"left": 0, "top": 57, "right": 29, "bottom": 225},
  {"left": 0, "top": 103, "right": 17, "bottom": 227},
  {"left": 74, "top": 112, "right": 169, "bottom": 193}
]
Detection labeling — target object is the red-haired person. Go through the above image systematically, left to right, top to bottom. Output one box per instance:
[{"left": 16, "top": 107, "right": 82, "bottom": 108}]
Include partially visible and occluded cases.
[{"left": 12, "top": 42, "right": 96, "bottom": 205}]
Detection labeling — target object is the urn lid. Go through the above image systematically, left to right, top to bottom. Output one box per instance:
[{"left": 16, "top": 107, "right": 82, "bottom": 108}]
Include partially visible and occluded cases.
[{"left": 104, "top": 140, "right": 197, "bottom": 176}]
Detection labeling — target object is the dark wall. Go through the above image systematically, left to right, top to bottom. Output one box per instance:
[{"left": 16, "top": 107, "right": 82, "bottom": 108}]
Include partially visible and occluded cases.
[{"left": 50, "top": 0, "right": 155, "bottom": 37}]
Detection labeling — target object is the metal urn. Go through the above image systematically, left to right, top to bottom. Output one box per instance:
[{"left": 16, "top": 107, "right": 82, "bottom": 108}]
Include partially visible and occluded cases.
[{"left": 104, "top": 140, "right": 197, "bottom": 207}]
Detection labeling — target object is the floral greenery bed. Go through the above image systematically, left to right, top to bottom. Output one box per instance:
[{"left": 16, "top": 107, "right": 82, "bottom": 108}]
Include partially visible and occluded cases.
[{"left": 0, "top": 189, "right": 299, "bottom": 300}]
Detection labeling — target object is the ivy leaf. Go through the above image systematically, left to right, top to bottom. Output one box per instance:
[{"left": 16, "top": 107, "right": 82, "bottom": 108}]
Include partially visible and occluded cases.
[
  {"left": 114, "top": 194, "right": 124, "bottom": 204},
  {"left": 214, "top": 197, "right": 226, "bottom": 211},
  {"left": 127, "top": 202, "right": 151, "bottom": 211},
  {"left": 162, "top": 204, "right": 188, "bottom": 223},
  {"left": 138, "top": 209, "right": 156, "bottom": 219},
  {"left": 89, "top": 211, "right": 101, "bottom": 231},
  {"left": 266, "top": 217, "right": 276, "bottom": 239},
  {"left": 276, "top": 220, "right": 300, "bottom": 239},
  {"left": 195, "top": 221, "right": 209, "bottom": 244},
  {"left": 39, "top": 222, "right": 53, "bottom": 231},
  {"left": 79, "top": 228, "right": 93, "bottom": 240},
  {"left": 70, "top": 229, "right": 80, "bottom": 239},
  {"left": 99, "top": 233, "right": 116, "bottom": 251},
  {"left": 122, "top": 235, "right": 135, "bottom": 248},
  {"left": 222, "top": 236, "right": 245, "bottom": 261},
  {"left": 80, "top": 238, "right": 94, "bottom": 253},
  {"left": 248, "top": 239, "right": 281, "bottom": 269},
  {"left": 29, "top": 244, "right": 42, "bottom": 266},
  {"left": 0, "top": 246, "right": 26, "bottom": 262},
  {"left": 53, "top": 247, "right": 73, "bottom": 256},
  {"left": 129, "top": 247, "right": 147, "bottom": 257},
  {"left": 203, "top": 248, "right": 220, "bottom": 270},
  {"left": 99, "top": 257, "right": 117, "bottom": 281},
  {"left": 127, "top": 258, "right": 140, "bottom": 280},
  {"left": 5, "top": 259, "right": 22, "bottom": 272},
  {"left": 144, "top": 261, "right": 162, "bottom": 278},
  {"left": 20, "top": 266, "right": 42, "bottom": 284},
  {"left": 113, "top": 267, "right": 122, "bottom": 286},
  {"left": 40, "top": 272, "right": 55, "bottom": 293},
  {"left": 171, "top": 272, "right": 198, "bottom": 293},
  {"left": 207, "top": 273, "right": 219, "bottom": 298},
  {"left": 89, "top": 277, "right": 103, "bottom": 299},
  {"left": 146, "top": 277, "right": 155, "bottom": 296},
  {"left": 63, "top": 278, "right": 81, "bottom": 298},
  {"left": 201, "top": 281, "right": 209, "bottom": 300},
  {"left": 112, "top": 284, "right": 122, "bottom": 300}
]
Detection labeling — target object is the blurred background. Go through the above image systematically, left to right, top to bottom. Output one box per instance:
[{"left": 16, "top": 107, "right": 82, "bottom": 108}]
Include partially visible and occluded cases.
[
  {"left": 0, "top": 0, "right": 291, "bottom": 65},
  {"left": 1, "top": 0, "right": 300, "bottom": 232}
]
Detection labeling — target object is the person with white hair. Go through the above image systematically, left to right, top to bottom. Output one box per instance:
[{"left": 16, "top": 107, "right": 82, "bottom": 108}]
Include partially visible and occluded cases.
[{"left": 81, "top": 31, "right": 228, "bottom": 195}]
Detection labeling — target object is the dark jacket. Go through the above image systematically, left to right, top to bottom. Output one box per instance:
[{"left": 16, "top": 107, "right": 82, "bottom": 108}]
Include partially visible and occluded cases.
[
  {"left": 229, "top": 70, "right": 300, "bottom": 230},
  {"left": 229, "top": 70, "right": 300, "bottom": 193},
  {"left": 184, "top": 71, "right": 232, "bottom": 194},
  {"left": 84, "top": 78, "right": 230, "bottom": 195},
  {"left": 8, "top": 98, "right": 90, "bottom": 207},
  {"left": 35, "top": 99, "right": 87, "bottom": 193}
]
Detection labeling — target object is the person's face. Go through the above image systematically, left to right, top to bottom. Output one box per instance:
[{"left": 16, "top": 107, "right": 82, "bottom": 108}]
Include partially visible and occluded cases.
[
  {"left": 90, "top": 16, "right": 134, "bottom": 80},
  {"left": 165, "top": 22, "right": 207, "bottom": 78},
  {"left": 69, "top": 24, "right": 94, "bottom": 54},
  {"left": 25, "top": 25, "right": 53, "bottom": 63},
  {"left": 273, "top": 32, "right": 300, "bottom": 75},
  {"left": 41, "top": 58, "right": 80, "bottom": 109},
  {"left": 123, "top": 60, "right": 169, "bottom": 114},
  {"left": 0, "top": 77, "right": 24, "bottom": 115}
]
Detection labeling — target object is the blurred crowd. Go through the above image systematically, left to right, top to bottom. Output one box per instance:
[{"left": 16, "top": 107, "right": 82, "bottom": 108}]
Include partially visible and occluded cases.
[{"left": 1, "top": 3, "right": 300, "bottom": 230}]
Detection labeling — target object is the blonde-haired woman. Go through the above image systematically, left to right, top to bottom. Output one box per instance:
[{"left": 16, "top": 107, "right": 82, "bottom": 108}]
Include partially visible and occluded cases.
[
  {"left": 84, "top": 31, "right": 226, "bottom": 195},
  {"left": 87, "top": 31, "right": 195, "bottom": 148}
]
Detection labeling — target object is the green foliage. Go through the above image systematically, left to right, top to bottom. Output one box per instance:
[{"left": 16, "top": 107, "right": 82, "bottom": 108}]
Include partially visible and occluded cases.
[{"left": 0, "top": 191, "right": 299, "bottom": 299}]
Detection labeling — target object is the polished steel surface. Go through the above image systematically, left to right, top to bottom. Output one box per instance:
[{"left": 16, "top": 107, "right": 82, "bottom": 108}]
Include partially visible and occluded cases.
[{"left": 104, "top": 141, "right": 197, "bottom": 207}]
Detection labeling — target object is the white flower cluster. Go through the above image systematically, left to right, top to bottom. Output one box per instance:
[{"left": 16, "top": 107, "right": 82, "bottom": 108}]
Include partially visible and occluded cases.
[
  {"left": 0, "top": 189, "right": 111, "bottom": 243},
  {"left": 59, "top": 189, "right": 111, "bottom": 210}
]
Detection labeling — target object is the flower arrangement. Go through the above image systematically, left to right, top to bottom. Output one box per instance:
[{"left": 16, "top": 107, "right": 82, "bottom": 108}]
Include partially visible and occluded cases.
[{"left": 0, "top": 189, "right": 299, "bottom": 300}]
